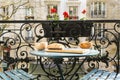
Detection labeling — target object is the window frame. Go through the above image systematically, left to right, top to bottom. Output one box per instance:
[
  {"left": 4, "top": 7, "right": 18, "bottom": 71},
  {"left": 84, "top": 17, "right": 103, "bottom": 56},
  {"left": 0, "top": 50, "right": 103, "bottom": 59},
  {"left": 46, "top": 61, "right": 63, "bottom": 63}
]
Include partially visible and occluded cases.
[
  {"left": 90, "top": 1, "right": 106, "bottom": 18},
  {"left": 68, "top": 6, "right": 79, "bottom": 20}
]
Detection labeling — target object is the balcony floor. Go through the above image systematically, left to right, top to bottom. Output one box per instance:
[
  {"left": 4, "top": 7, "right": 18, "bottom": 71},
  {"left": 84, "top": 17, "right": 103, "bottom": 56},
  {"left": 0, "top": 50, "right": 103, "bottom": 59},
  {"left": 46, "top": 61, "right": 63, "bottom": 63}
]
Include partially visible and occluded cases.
[{"left": 28, "top": 61, "right": 118, "bottom": 80}]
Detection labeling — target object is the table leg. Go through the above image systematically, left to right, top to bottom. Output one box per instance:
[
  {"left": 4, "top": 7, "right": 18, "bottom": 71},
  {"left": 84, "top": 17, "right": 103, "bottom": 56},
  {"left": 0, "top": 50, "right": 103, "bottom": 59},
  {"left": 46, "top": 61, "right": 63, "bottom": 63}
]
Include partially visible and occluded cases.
[
  {"left": 53, "top": 58, "right": 65, "bottom": 80},
  {"left": 56, "top": 63, "right": 65, "bottom": 80}
]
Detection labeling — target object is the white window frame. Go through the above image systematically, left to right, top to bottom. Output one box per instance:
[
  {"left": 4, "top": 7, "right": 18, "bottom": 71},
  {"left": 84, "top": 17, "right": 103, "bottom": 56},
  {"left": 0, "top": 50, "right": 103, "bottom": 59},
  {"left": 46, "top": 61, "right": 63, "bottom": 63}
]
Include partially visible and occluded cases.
[{"left": 90, "top": 1, "right": 106, "bottom": 18}]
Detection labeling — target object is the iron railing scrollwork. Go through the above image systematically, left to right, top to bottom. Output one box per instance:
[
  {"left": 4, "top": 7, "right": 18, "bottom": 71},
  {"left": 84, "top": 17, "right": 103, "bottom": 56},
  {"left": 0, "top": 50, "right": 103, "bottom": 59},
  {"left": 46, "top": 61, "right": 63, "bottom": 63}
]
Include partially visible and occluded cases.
[{"left": 0, "top": 20, "right": 119, "bottom": 79}]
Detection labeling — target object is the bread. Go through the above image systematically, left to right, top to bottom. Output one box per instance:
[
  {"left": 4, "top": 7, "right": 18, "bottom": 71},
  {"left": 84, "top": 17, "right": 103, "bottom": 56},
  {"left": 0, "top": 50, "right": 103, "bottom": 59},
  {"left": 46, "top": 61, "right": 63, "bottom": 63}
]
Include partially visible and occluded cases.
[
  {"left": 79, "top": 41, "right": 91, "bottom": 49},
  {"left": 34, "top": 42, "right": 48, "bottom": 50},
  {"left": 47, "top": 43, "right": 64, "bottom": 50}
]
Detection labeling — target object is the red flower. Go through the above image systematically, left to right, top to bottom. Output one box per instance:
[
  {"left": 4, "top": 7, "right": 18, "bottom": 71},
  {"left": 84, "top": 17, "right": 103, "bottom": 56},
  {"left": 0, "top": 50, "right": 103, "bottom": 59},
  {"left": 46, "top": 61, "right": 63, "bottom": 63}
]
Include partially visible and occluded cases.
[
  {"left": 51, "top": 8, "right": 57, "bottom": 13},
  {"left": 82, "top": 9, "right": 86, "bottom": 14},
  {"left": 63, "top": 11, "right": 69, "bottom": 18}
]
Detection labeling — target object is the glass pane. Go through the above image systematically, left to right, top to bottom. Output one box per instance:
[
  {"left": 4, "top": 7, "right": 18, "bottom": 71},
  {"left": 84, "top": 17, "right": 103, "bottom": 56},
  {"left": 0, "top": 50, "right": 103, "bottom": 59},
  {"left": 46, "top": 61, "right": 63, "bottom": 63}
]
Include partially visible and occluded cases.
[
  {"left": 94, "top": 2, "right": 97, "bottom": 15},
  {"left": 99, "top": 2, "right": 101, "bottom": 15}
]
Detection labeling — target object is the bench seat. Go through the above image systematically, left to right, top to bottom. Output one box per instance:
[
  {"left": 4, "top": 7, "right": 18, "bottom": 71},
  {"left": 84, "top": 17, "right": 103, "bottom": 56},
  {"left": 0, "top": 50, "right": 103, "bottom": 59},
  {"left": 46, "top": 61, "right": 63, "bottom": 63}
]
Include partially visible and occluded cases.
[
  {"left": 0, "top": 69, "right": 36, "bottom": 80},
  {"left": 80, "top": 69, "right": 120, "bottom": 80}
]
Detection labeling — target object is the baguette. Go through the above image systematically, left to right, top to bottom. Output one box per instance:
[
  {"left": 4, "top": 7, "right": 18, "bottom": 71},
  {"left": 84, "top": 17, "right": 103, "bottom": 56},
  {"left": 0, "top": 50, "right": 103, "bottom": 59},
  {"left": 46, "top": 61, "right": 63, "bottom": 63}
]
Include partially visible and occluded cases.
[{"left": 47, "top": 43, "right": 64, "bottom": 50}]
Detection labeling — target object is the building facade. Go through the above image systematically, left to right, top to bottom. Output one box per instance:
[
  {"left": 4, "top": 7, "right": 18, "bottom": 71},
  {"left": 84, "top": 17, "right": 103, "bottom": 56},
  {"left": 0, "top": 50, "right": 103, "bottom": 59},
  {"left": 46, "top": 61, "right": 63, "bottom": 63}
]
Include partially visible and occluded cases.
[
  {"left": 0, "top": 0, "right": 120, "bottom": 20},
  {"left": 0, "top": 0, "right": 87, "bottom": 20}
]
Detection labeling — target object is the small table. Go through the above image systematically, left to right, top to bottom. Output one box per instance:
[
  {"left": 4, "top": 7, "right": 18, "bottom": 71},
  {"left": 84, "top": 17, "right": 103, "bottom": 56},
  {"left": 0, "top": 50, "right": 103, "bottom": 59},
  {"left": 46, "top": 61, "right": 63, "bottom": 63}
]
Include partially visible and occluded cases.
[{"left": 30, "top": 48, "right": 99, "bottom": 80}]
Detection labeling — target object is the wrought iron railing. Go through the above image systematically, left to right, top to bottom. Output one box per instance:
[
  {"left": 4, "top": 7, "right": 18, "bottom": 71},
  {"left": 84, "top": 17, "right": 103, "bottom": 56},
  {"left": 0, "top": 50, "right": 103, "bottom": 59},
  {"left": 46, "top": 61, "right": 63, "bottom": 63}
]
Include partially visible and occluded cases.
[{"left": 0, "top": 20, "right": 119, "bottom": 79}]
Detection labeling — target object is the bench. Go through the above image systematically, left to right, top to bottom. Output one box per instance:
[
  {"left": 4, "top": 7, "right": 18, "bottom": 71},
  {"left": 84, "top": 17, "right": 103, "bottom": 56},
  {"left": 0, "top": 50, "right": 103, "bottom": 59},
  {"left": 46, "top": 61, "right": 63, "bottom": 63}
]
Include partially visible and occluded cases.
[
  {"left": 0, "top": 69, "right": 36, "bottom": 80},
  {"left": 80, "top": 69, "right": 120, "bottom": 80}
]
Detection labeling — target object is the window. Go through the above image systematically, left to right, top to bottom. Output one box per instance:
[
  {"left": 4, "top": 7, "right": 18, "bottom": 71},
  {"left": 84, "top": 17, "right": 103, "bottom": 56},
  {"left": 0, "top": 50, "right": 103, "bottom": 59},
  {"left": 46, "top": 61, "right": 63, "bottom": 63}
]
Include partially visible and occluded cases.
[
  {"left": 90, "top": 2, "right": 105, "bottom": 18},
  {"left": 47, "top": 5, "right": 59, "bottom": 20},
  {"left": 48, "top": 5, "right": 58, "bottom": 15},
  {"left": 0, "top": 6, "right": 9, "bottom": 20},
  {"left": 25, "top": 6, "right": 34, "bottom": 20},
  {"left": 69, "top": 6, "right": 78, "bottom": 20},
  {"left": 3, "top": 7, "right": 9, "bottom": 16},
  {"left": 93, "top": 23, "right": 104, "bottom": 38}
]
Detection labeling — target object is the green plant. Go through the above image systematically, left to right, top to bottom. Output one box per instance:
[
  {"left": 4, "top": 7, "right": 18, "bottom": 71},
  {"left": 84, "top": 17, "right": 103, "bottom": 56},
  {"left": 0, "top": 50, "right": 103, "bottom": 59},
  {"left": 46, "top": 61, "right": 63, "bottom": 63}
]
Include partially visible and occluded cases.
[{"left": 47, "top": 8, "right": 59, "bottom": 20}]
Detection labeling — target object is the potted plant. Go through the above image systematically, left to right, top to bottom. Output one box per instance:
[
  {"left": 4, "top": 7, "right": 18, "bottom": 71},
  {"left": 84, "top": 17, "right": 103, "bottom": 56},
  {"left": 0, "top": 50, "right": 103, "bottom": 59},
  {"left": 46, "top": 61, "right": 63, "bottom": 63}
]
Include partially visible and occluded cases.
[
  {"left": 47, "top": 8, "right": 59, "bottom": 20},
  {"left": 63, "top": 11, "right": 69, "bottom": 20}
]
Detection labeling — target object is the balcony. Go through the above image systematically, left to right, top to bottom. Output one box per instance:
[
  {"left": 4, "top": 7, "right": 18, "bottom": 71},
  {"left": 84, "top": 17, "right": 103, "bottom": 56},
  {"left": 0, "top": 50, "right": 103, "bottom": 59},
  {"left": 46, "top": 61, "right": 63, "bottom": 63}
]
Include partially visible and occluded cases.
[{"left": 0, "top": 20, "right": 120, "bottom": 80}]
